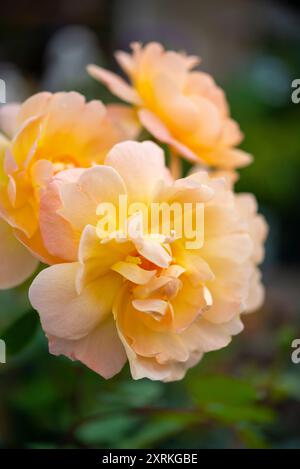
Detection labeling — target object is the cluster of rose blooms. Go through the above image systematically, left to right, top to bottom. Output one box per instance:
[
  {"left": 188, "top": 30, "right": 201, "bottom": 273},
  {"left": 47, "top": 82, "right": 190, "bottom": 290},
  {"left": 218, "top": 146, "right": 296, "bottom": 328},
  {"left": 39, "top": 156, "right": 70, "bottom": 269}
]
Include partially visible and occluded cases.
[{"left": 0, "top": 43, "right": 267, "bottom": 381}]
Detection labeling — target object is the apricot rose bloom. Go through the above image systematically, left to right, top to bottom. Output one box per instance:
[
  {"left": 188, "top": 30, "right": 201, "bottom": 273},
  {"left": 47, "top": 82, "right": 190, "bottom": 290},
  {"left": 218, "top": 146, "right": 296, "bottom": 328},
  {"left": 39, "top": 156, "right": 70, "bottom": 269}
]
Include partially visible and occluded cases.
[
  {"left": 88, "top": 42, "right": 252, "bottom": 169},
  {"left": 0, "top": 92, "right": 139, "bottom": 288},
  {"left": 29, "top": 141, "right": 267, "bottom": 382}
]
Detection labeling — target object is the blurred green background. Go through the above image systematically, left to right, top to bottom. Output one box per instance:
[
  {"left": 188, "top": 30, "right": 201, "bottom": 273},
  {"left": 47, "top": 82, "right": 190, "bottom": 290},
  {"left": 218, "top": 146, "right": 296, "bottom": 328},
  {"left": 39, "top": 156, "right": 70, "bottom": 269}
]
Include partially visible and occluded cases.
[{"left": 1, "top": 0, "right": 300, "bottom": 449}]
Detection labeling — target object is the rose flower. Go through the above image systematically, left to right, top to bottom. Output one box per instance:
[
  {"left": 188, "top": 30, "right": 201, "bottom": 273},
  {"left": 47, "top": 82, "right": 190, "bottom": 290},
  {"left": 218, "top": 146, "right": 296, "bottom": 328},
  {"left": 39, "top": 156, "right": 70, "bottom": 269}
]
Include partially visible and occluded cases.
[
  {"left": 88, "top": 42, "right": 251, "bottom": 169},
  {"left": 0, "top": 92, "right": 138, "bottom": 288},
  {"left": 29, "top": 141, "right": 267, "bottom": 382}
]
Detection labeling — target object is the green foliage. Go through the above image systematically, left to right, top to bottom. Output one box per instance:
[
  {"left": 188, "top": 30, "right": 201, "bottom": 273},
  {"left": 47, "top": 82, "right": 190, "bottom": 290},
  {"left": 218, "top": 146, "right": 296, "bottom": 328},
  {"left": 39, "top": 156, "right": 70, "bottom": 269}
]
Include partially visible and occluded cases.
[{"left": 3, "top": 310, "right": 39, "bottom": 356}]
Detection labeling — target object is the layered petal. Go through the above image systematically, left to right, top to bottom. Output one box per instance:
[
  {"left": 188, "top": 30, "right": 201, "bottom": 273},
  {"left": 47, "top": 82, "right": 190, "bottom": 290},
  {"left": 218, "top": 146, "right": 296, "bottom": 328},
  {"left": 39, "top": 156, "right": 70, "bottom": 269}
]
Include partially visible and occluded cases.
[
  {"left": 89, "top": 42, "right": 252, "bottom": 169},
  {"left": 0, "top": 92, "right": 140, "bottom": 281},
  {"left": 30, "top": 142, "right": 267, "bottom": 382},
  {"left": 0, "top": 218, "right": 38, "bottom": 289},
  {"left": 29, "top": 262, "right": 120, "bottom": 340},
  {"left": 48, "top": 317, "right": 126, "bottom": 379}
]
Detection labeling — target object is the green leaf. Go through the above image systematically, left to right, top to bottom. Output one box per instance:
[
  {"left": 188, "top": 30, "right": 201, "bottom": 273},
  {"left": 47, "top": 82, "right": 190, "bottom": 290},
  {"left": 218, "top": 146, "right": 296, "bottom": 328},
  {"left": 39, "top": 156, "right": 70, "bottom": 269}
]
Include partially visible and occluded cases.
[
  {"left": 2, "top": 309, "right": 39, "bottom": 356},
  {"left": 188, "top": 375, "right": 258, "bottom": 406},
  {"left": 100, "top": 380, "right": 163, "bottom": 409},
  {"left": 206, "top": 403, "right": 275, "bottom": 424},
  {"left": 75, "top": 414, "right": 139, "bottom": 446},
  {"left": 119, "top": 414, "right": 195, "bottom": 449},
  {"left": 236, "top": 424, "right": 270, "bottom": 449}
]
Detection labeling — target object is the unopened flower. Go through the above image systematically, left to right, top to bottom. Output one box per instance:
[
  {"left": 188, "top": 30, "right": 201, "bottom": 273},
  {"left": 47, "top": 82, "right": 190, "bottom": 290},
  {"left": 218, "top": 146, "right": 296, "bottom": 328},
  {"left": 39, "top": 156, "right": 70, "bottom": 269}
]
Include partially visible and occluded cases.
[
  {"left": 88, "top": 42, "right": 251, "bottom": 169},
  {"left": 0, "top": 92, "right": 139, "bottom": 287},
  {"left": 29, "top": 141, "right": 267, "bottom": 381}
]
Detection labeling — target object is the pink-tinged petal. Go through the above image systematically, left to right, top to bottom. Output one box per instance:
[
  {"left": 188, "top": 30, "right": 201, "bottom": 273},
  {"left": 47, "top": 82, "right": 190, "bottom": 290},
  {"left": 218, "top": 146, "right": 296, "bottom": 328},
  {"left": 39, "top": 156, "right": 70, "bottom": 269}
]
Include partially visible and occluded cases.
[
  {"left": 137, "top": 42, "right": 164, "bottom": 78},
  {"left": 115, "top": 50, "right": 136, "bottom": 77},
  {"left": 87, "top": 64, "right": 141, "bottom": 105},
  {"left": 185, "top": 72, "right": 229, "bottom": 117},
  {"left": 152, "top": 74, "right": 199, "bottom": 133},
  {"left": 17, "top": 92, "right": 52, "bottom": 125},
  {"left": 188, "top": 95, "right": 223, "bottom": 143},
  {"left": 0, "top": 103, "right": 20, "bottom": 138},
  {"left": 106, "top": 104, "right": 141, "bottom": 140},
  {"left": 138, "top": 109, "right": 199, "bottom": 163},
  {"left": 220, "top": 118, "right": 243, "bottom": 146},
  {"left": 106, "top": 140, "right": 169, "bottom": 203},
  {"left": 3, "top": 149, "right": 18, "bottom": 174},
  {"left": 30, "top": 159, "right": 53, "bottom": 189},
  {"left": 59, "top": 165, "right": 127, "bottom": 231},
  {"left": 210, "top": 169, "right": 239, "bottom": 189},
  {"left": 39, "top": 171, "right": 83, "bottom": 262},
  {"left": 162, "top": 177, "right": 214, "bottom": 205},
  {"left": 235, "top": 193, "right": 268, "bottom": 264},
  {"left": 0, "top": 218, "right": 38, "bottom": 289},
  {"left": 14, "top": 225, "right": 62, "bottom": 264},
  {"left": 204, "top": 233, "right": 253, "bottom": 264},
  {"left": 203, "top": 259, "right": 253, "bottom": 324},
  {"left": 29, "top": 263, "right": 118, "bottom": 340},
  {"left": 244, "top": 268, "right": 265, "bottom": 313},
  {"left": 171, "top": 277, "right": 212, "bottom": 332},
  {"left": 203, "top": 293, "right": 243, "bottom": 324},
  {"left": 48, "top": 316, "right": 127, "bottom": 379},
  {"left": 220, "top": 316, "right": 244, "bottom": 335},
  {"left": 181, "top": 317, "right": 231, "bottom": 353},
  {"left": 117, "top": 323, "right": 203, "bottom": 382},
  {"left": 116, "top": 329, "right": 175, "bottom": 382}
]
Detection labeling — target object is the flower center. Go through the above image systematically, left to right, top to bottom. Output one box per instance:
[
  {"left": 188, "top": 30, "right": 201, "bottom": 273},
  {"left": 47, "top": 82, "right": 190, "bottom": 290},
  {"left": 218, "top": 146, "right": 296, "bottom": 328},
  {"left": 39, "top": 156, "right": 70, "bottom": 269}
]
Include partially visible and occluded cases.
[{"left": 52, "top": 155, "right": 79, "bottom": 173}]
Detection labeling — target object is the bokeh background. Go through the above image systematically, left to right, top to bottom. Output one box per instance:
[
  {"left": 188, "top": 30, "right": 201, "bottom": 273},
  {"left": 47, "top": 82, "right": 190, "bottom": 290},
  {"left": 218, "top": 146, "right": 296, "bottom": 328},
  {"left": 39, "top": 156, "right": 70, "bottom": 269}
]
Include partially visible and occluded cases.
[{"left": 1, "top": 0, "right": 300, "bottom": 449}]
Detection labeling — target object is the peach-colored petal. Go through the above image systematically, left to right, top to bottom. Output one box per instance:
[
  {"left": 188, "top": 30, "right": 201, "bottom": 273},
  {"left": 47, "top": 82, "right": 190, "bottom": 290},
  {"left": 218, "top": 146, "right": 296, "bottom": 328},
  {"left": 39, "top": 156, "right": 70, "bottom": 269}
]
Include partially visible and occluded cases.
[
  {"left": 91, "top": 43, "right": 252, "bottom": 170},
  {"left": 115, "top": 50, "right": 136, "bottom": 77},
  {"left": 87, "top": 64, "right": 141, "bottom": 105},
  {"left": 185, "top": 71, "right": 228, "bottom": 116},
  {"left": 17, "top": 92, "right": 52, "bottom": 125},
  {"left": 106, "top": 104, "right": 141, "bottom": 140},
  {"left": 138, "top": 109, "right": 199, "bottom": 163},
  {"left": 106, "top": 140, "right": 170, "bottom": 203},
  {"left": 210, "top": 148, "right": 253, "bottom": 169},
  {"left": 30, "top": 159, "right": 53, "bottom": 189},
  {"left": 58, "top": 165, "right": 127, "bottom": 231},
  {"left": 39, "top": 169, "right": 84, "bottom": 262},
  {"left": 0, "top": 218, "right": 38, "bottom": 289},
  {"left": 77, "top": 225, "right": 131, "bottom": 289},
  {"left": 14, "top": 227, "right": 62, "bottom": 265},
  {"left": 203, "top": 234, "right": 253, "bottom": 264},
  {"left": 134, "top": 238, "right": 172, "bottom": 269},
  {"left": 112, "top": 261, "right": 157, "bottom": 285},
  {"left": 29, "top": 263, "right": 118, "bottom": 340},
  {"left": 244, "top": 268, "right": 265, "bottom": 313},
  {"left": 171, "top": 276, "right": 212, "bottom": 331},
  {"left": 132, "top": 298, "right": 169, "bottom": 318},
  {"left": 48, "top": 316, "right": 127, "bottom": 379},
  {"left": 220, "top": 316, "right": 244, "bottom": 335},
  {"left": 180, "top": 317, "right": 232, "bottom": 353},
  {"left": 117, "top": 328, "right": 197, "bottom": 382}
]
